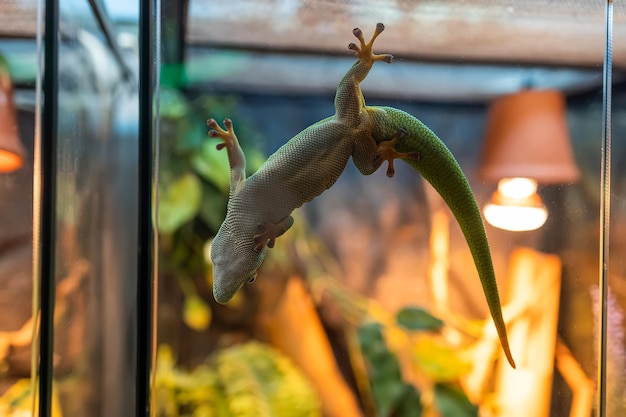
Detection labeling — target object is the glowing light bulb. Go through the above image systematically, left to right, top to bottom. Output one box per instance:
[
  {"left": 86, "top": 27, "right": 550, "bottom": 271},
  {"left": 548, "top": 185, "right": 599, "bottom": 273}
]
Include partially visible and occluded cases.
[
  {"left": 483, "top": 177, "right": 548, "bottom": 232},
  {"left": 498, "top": 177, "right": 537, "bottom": 200}
]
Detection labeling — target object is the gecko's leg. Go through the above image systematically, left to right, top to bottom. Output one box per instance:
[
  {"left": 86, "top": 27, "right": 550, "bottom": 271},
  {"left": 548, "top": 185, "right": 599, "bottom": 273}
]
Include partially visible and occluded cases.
[
  {"left": 335, "top": 23, "right": 393, "bottom": 126},
  {"left": 207, "top": 118, "right": 246, "bottom": 190},
  {"left": 374, "top": 128, "right": 421, "bottom": 178},
  {"left": 252, "top": 215, "right": 295, "bottom": 253}
]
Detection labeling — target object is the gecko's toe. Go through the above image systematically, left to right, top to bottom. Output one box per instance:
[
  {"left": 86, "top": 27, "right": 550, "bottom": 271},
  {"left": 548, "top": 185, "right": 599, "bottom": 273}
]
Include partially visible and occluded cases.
[
  {"left": 375, "top": 22, "right": 385, "bottom": 34},
  {"left": 352, "top": 27, "right": 363, "bottom": 40},
  {"left": 348, "top": 42, "right": 359, "bottom": 52},
  {"left": 407, "top": 151, "right": 420, "bottom": 161},
  {"left": 386, "top": 160, "right": 396, "bottom": 178},
  {"left": 253, "top": 241, "right": 265, "bottom": 253}
]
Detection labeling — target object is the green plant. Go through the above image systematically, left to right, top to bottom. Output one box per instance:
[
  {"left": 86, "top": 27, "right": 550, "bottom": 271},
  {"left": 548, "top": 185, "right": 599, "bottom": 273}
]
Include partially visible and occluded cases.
[
  {"left": 357, "top": 308, "right": 477, "bottom": 417},
  {"left": 358, "top": 322, "right": 423, "bottom": 417},
  {"left": 155, "top": 342, "right": 321, "bottom": 417}
]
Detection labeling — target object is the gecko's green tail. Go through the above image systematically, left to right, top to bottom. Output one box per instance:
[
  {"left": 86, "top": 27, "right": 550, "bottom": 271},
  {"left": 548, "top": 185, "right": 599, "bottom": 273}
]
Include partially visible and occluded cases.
[{"left": 381, "top": 107, "right": 516, "bottom": 368}]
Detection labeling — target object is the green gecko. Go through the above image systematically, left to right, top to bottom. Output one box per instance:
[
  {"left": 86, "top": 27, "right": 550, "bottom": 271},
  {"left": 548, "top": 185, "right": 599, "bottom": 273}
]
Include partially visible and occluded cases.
[{"left": 208, "top": 23, "right": 515, "bottom": 368}]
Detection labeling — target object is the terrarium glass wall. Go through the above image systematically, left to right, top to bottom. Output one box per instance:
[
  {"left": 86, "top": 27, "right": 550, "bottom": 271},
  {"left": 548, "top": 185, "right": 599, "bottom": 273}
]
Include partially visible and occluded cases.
[
  {"left": 0, "top": 0, "right": 145, "bottom": 416},
  {"left": 155, "top": 1, "right": 625, "bottom": 417}
]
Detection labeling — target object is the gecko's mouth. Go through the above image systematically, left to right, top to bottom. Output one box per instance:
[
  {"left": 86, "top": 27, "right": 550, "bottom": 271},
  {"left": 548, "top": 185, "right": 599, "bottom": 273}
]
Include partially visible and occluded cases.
[
  {"left": 212, "top": 264, "right": 256, "bottom": 304},
  {"left": 213, "top": 277, "right": 244, "bottom": 304}
]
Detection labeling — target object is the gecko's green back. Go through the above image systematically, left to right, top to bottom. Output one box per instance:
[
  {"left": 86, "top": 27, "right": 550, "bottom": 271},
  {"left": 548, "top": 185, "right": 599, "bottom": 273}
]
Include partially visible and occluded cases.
[{"left": 373, "top": 106, "right": 515, "bottom": 368}]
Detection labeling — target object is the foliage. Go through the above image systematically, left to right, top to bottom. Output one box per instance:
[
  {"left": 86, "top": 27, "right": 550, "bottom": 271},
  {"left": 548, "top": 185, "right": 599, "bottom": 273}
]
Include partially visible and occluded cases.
[
  {"left": 158, "top": 173, "right": 202, "bottom": 234},
  {"left": 292, "top": 220, "right": 480, "bottom": 416},
  {"left": 396, "top": 306, "right": 444, "bottom": 332},
  {"left": 357, "top": 309, "right": 476, "bottom": 417},
  {"left": 358, "top": 322, "right": 423, "bottom": 417},
  {"left": 155, "top": 342, "right": 321, "bottom": 417},
  {"left": 0, "top": 379, "right": 63, "bottom": 417},
  {"left": 433, "top": 383, "right": 478, "bottom": 417}
]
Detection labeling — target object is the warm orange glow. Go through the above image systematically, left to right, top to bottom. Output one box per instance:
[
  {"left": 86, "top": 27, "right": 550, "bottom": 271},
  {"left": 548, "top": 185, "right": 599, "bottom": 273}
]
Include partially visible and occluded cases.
[
  {"left": 0, "top": 70, "right": 24, "bottom": 173},
  {"left": 0, "top": 148, "right": 22, "bottom": 172}
]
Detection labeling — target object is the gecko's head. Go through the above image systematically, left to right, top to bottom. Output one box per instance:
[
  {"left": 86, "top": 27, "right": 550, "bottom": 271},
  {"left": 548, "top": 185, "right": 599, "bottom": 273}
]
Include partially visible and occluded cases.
[{"left": 210, "top": 231, "right": 266, "bottom": 305}]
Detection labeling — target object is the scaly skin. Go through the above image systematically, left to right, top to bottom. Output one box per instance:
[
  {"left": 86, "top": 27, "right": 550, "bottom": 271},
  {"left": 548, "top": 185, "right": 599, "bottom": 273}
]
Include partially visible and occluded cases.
[{"left": 208, "top": 24, "right": 515, "bottom": 368}]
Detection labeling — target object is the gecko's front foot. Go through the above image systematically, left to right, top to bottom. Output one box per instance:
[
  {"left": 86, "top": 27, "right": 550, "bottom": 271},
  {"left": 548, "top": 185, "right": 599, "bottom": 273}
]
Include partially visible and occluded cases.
[
  {"left": 348, "top": 22, "right": 393, "bottom": 65},
  {"left": 208, "top": 118, "right": 239, "bottom": 150},
  {"left": 375, "top": 128, "right": 421, "bottom": 178},
  {"left": 252, "top": 216, "right": 295, "bottom": 253}
]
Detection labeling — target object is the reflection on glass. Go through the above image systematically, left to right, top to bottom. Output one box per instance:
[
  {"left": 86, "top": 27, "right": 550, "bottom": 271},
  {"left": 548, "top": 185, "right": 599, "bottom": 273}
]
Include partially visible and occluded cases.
[
  {"left": 0, "top": 0, "right": 142, "bottom": 415},
  {"left": 0, "top": 60, "right": 25, "bottom": 172}
]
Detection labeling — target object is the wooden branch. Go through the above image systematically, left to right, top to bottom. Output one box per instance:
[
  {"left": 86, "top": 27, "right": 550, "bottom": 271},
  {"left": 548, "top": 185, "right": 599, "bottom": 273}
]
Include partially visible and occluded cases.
[
  {"left": 492, "top": 248, "right": 562, "bottom": 417},
  {"left": 256, "top": 276, "right": 363, "bottom": 417},
  {"left": 555, "top": 339, "right": 594, "bottom": 417}
]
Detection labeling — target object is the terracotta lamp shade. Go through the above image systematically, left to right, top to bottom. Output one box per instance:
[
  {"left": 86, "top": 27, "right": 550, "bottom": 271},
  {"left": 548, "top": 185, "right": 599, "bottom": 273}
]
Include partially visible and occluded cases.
[
  {"left": 0, "top": 70, "right": 25, "bottom": 173},
  {"left": 481, "top": 89, "right": 579, "bottom": 184}
]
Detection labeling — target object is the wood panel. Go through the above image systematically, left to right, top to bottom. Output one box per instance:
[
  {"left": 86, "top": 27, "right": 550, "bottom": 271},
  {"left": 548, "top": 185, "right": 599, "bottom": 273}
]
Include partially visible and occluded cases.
[{"left": 188, "top": 0, "right": 626, "bottom": 68}]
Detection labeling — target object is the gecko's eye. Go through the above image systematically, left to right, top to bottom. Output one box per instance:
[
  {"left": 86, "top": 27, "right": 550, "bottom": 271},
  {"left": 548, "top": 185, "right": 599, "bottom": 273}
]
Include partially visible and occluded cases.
[{"left": 247, "top": 275, "right": 257, "bottom": 284}]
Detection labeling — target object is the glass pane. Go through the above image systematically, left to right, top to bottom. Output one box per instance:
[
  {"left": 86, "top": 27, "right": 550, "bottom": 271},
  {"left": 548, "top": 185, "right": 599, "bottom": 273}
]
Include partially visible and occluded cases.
[
  {"left": 30, "top": 0, "right": 141, "bottom": 415},
  {"left": 49, "top": 0, "right": 142, "bottom": 414},
  {"left": 155, "top": 1, "right": 619, "bottom": 417},
  {"left": 0, "top": 2, "right": 37, "bottom": 412},
  {"left": 606, "top": 2, "right": 626, "bottom": 416}
]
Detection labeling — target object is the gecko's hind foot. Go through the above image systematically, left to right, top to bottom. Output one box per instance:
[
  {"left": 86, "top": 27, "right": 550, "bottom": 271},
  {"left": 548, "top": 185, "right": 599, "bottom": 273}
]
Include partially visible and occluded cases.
[
  {"left": 349, "top": 23, "right": 393, "bottom": 64},
  {"left": 208, "top": 118, "right": 239, "bottom": 150},
  {"left": 375, "top": 127, "right": 420, "bottom": 178}
]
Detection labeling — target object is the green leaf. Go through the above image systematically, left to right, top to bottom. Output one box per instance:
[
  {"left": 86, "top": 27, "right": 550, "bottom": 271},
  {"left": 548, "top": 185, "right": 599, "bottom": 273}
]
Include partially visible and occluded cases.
[
  {"left": 191, "top": 141, "right": 231, "bottom": 194},
  {"left": 158, "top": 173, "right": 202, "bottom": 234},
  {"left": 396, "top": 307, "right": 444, "bottom": 331},
  {"left": 358, "top": 322, "right": 408, "bottom": 417},
  {"left": 413, "top": 336, "right": 470, "bottom": 381},
  {"left": 434, "top": 383, "right": 478, "bottom": 417},
  {"left": 395, "top": 385, "right": 423, "bottom": 417}
]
